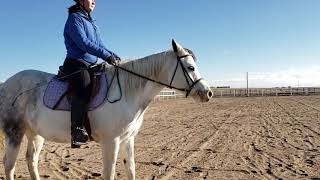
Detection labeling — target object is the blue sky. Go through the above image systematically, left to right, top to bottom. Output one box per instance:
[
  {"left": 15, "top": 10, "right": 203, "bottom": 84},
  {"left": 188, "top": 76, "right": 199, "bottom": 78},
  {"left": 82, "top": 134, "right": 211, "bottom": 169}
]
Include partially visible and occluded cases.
[{"left": 1, "top": 0, "right": 319, "bottom": 87}]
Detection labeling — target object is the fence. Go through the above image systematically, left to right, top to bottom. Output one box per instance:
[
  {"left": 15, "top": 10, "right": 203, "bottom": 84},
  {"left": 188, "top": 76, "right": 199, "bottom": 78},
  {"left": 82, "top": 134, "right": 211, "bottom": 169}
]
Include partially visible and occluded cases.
[
  {"left": 154, "top": 87, "right": 320, "bottom": 100},
  {"left": 211, "top": 87, "right": 320, "bottom": 97},
  {"left": 154, "top": 88, "right": 184, "bottom": 101}
]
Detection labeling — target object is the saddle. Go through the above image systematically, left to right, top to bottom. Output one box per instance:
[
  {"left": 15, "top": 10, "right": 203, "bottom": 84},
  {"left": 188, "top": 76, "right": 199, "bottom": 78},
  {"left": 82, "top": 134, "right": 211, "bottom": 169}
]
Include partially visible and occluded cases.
[
  {"left": 43, "top": 66, "right": 108, "bottom": 140},
  {"left": 43, "top": 66, "right": 108, "bottom": 111}
]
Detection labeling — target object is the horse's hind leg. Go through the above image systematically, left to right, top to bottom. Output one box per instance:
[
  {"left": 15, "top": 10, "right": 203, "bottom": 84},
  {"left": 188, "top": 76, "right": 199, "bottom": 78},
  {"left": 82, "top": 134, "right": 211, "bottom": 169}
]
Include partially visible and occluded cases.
[
  {"left": 3, "top": 133, "right": 24, "bottom": 180},
  {"left": 26, "top": 134, "right": 44, "bottom": 180}
]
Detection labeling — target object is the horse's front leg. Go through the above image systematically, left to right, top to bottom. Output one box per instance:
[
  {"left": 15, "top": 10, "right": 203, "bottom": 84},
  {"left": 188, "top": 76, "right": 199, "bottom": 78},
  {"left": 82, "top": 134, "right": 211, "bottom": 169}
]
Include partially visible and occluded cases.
[
  {"left": 101, "top": 137, "right": 120, "bottom": 180},
  {"left": 120, "top": 137, "right": 135, "bottom": 180}
]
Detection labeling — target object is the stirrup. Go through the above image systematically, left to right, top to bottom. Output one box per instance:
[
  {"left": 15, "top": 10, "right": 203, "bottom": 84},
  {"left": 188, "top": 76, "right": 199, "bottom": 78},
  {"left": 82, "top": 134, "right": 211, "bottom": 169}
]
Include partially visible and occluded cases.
[
  {"left": 71, "top": 127, "right": 89, "bottom": 148},
  {"left": 71, "top": 141, "right": 87, "bottom": 148},
  {"left": 71, "top": 143, "right": 81, "bottom": 148}
]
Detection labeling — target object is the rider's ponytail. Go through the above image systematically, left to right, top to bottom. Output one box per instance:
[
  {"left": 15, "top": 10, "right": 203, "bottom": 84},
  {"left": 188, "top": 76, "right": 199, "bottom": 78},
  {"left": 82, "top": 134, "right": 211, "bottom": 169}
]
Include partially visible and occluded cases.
[
  {"left": 68, "top": 1, "right": 91, "bottom": 16},
  {"left": 68, "top": 2, "right": 82, "bottom": 15}
]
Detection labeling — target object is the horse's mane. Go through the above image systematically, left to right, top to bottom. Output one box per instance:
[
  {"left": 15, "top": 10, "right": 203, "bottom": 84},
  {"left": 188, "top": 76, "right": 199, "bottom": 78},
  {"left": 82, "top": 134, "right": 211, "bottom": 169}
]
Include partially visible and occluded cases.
[{"left": 105, "top": 50, "right": 174, "bottom": 98}]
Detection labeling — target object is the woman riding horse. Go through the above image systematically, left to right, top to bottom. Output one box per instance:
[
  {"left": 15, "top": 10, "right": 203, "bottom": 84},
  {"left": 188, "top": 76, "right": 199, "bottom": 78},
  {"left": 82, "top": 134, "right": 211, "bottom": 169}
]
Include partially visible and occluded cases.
[
  {"left": 63, "top": 0, "right": 120, "bottom": 147},
  {"left": 0, "top": 39, "right": 213, "bottom": 180}
]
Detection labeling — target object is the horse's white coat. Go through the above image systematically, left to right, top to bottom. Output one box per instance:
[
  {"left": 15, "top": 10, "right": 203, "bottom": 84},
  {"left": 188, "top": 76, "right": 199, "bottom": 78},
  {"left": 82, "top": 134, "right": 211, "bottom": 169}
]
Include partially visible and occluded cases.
[{"left": 0, "top": 40, "right": 212, "bottom": 180}]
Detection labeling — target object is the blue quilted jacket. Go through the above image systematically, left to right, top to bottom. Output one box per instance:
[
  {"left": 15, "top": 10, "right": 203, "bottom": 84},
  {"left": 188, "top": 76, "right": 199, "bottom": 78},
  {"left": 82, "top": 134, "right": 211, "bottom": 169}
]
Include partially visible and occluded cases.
[{"left": 64, "top": 10, "right": 114, "bottom": 64}]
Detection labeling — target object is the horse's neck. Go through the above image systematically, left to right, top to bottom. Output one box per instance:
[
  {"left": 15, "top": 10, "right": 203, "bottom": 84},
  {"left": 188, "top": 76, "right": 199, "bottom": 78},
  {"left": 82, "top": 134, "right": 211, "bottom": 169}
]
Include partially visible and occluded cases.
[{"left": 106, "top": 51, "right": 173, "bottom": 106}]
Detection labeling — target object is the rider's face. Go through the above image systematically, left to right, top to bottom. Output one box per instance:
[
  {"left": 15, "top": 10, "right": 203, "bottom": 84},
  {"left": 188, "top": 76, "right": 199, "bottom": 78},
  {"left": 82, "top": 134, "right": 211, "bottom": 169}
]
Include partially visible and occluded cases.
[{"left": 80, "top": 0, "right": 95, "bottom": 13}]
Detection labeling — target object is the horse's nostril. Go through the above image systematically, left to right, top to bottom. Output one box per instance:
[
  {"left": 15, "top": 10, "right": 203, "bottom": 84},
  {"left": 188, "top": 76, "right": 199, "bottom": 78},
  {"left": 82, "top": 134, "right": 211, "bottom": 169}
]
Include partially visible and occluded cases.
[{"left": 207, "top": 90, "right": 213, "bottom": 98}]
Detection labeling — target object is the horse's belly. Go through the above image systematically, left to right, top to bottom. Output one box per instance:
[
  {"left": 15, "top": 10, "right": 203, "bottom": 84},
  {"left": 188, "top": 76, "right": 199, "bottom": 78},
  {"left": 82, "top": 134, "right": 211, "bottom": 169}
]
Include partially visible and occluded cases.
[
  {"left": 27, "top": 98, "right": 146, "bottom": 143},
  {"left": 27, "top": 105, "right": 72, "bottom": 143}
]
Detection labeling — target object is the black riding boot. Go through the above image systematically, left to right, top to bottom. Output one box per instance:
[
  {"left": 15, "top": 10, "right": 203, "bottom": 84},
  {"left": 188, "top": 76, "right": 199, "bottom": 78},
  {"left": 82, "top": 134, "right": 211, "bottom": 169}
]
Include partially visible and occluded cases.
[{"left": 71, "top": 95, "right": 89, "bottom": 148}]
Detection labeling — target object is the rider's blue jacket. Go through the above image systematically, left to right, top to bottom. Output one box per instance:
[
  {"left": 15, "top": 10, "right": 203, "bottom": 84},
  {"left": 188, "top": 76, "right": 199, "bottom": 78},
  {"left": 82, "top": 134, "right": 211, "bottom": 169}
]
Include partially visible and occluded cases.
[{"left": 64, "top": 10, "right": 113, "bottom": 64}]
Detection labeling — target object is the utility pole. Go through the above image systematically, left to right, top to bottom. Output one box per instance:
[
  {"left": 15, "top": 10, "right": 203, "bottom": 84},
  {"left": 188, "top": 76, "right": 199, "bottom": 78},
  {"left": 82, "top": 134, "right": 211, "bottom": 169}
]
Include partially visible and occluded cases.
[{"left": 246, "top": 72, "right": 249, "bottom": 97}]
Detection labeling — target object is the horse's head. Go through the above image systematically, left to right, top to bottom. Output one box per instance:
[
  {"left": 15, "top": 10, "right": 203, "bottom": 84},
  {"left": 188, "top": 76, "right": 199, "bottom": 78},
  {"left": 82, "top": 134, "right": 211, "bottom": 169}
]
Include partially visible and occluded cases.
[{"left": 166, "top": 39, "right": 213, "bottom": 102}]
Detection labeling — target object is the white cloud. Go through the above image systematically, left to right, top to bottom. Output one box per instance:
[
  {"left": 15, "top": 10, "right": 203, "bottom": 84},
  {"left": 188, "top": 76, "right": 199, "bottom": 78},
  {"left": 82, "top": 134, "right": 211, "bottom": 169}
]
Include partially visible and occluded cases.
[{"left": 209, "top": 65, "right": 320, "bottom": 88}]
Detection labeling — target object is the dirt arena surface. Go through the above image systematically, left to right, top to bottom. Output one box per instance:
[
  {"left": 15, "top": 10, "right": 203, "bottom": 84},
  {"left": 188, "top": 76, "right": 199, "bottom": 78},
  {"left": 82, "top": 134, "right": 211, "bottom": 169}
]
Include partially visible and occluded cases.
[{"left": 1, "top": 96, "right": 320, "bottom": 179}]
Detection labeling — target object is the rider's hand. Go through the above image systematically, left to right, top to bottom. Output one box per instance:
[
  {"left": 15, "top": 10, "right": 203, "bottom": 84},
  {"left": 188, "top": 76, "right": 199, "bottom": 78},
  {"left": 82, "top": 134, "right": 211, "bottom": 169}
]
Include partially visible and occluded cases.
[
  {"left": 112, "top": 53, "right": 121, "bottom": 61},
  {"left": 105, "top": 55, "right": 117, "bottom": 65}
]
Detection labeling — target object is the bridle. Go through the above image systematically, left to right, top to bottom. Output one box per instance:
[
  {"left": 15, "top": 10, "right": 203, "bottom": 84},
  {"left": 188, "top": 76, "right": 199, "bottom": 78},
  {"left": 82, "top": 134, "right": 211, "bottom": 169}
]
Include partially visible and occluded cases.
[
  {"left": 11, "top": 53, "right": 203, "bottom": 105},
  {"left": 111, "top": 53, "right": 202, "bottom": 99},
  {"left": 168, "top": 54, "right": 203, "bottom": 97}
]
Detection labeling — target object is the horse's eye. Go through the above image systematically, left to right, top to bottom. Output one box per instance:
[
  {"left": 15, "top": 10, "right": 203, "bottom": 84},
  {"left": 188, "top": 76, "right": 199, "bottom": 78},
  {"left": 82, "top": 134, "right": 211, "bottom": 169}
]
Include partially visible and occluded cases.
[{"left": 188, "top": 66, "right": 195, "bottom": 71}]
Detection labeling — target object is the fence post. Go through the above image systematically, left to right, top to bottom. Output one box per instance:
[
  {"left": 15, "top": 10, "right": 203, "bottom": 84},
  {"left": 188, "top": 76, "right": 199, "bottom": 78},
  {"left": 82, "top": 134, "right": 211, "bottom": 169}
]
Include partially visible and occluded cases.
[{"left": 305, "top": 88, "right": 308, "bottom": 95}]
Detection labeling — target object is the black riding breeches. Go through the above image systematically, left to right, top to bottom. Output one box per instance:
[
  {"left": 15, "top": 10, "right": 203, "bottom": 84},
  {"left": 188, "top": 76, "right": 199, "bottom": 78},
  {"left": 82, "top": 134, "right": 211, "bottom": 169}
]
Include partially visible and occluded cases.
[{"left": 62, "top": 58, "right": 93, "bottom": 103}]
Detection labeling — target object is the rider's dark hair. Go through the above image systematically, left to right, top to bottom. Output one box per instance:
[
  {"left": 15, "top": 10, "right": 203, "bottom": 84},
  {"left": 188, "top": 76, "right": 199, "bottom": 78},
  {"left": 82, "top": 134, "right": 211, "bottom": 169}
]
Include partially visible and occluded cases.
[
  {"left": 68, "top": 0, "right": 91, "bottom": 17},
  {"left": 68, "top": 2, "right": 82, "bottom": 15}
]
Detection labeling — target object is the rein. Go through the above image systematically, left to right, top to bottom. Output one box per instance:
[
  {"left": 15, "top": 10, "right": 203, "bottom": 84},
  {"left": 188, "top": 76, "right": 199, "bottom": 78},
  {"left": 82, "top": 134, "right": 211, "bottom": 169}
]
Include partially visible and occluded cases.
[{"left": 11, "top": 53, "right": 202, "bottom": 106}]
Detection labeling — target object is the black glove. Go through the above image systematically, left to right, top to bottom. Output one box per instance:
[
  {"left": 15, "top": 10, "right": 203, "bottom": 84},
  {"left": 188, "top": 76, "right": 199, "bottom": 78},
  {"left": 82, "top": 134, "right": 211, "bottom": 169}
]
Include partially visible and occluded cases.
[
  {"left": 112, "top": 53, "right": 121, "bottom": 61},
  {"left": 105, "top": 55, "right": 117, "bottom": 65}
]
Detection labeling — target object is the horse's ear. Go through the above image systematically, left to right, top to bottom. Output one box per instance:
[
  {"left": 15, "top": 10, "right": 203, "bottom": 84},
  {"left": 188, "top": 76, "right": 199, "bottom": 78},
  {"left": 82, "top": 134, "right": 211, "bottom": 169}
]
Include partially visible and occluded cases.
[
  {"left": 172, "top": 39, "right": 178, "bottom": 52},
  {"left": 172, "top": 39, "right": 183, "bottom": 53}
]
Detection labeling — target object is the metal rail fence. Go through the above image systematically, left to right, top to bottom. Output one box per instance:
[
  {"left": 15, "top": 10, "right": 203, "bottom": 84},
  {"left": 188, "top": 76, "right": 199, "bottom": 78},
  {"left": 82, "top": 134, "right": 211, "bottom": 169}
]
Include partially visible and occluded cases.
[
  {"left": 154, "top": 87, "right": 320, "bottom": 101},
  {"left": 211, "top": 87, "right": 320, "bottom": 97},
  {"left": 154, "top": 88, "right": 184, "bottom": 101}
]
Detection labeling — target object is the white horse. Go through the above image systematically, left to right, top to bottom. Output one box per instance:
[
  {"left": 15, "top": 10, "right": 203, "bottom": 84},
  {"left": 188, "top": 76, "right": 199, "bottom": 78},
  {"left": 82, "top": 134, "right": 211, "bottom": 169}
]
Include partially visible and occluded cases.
[{"left": 0, "top": 40, "right": 212, "bottom": 180}]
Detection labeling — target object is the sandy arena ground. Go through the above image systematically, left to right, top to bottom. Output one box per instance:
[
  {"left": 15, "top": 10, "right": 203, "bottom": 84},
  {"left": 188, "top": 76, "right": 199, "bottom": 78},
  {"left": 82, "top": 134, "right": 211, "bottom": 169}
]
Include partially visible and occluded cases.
[{"left": 1, "top": 96, "right": 320, "bottom": 179}]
